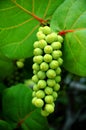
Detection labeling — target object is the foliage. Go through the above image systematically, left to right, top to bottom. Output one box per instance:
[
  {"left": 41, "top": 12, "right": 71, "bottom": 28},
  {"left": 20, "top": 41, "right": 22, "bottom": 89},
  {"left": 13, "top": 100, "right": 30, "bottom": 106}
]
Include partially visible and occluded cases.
[{"left": 0, "top": 0, "right": 86, "bottom": 130}]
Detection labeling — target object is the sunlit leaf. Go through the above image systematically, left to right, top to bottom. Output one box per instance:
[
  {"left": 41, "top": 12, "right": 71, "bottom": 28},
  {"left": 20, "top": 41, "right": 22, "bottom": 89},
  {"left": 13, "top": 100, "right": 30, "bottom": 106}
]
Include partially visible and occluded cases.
[{"left": 51, "top": 0, "right": 86, "bottom": 76}]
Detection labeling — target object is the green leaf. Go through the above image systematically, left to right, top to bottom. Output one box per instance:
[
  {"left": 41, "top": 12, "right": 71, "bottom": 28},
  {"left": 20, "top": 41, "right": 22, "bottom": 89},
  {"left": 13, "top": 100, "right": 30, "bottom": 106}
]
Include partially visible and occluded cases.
[
  {"left": 0, "top": 0, "right": 64, "bottom": 59},
  {"left": 51, "top": 0, "right": 86, "bottom": 76},
  {"left": 0, "top": 52, "right": 14, "bottom": 79},
  {"left": 2, "top": 84, "right": 49, "bottom": 130},
  {"left": 21, "top": 109, "right": 49, "bottom": 130},
  {"left": 0, "top": 120, "right": 12, "bottom": 130}
]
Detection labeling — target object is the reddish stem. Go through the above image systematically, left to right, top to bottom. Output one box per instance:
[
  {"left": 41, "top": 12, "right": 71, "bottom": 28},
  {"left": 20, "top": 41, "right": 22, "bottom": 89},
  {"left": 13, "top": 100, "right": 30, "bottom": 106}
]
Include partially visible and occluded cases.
[
  {"left": 32, "top": 13, "right": 47, "bottom": 24},
  {"left": 58, "top": 29, "right": 74, "bottom": 35}
]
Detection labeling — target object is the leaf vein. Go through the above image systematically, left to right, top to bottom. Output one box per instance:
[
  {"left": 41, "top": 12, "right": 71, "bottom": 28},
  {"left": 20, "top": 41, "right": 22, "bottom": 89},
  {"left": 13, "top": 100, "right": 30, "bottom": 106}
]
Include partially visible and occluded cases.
[
  {"left": 43, "top": 0, "right": 51, "bottom": 18},
  {"left": 0, "top": 6, "right": 16, "bottom": 11},
  {"left": 71, "top": 11, "right": 86, "bottom": 28},
  {"left": 0, "top": 18, "right": 34, "bottom": 31}
]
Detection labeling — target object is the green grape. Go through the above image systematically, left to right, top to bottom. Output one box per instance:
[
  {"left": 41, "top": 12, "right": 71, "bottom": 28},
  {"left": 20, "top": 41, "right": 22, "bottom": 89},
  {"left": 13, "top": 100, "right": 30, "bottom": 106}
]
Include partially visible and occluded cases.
[
  {"left": 38, "top": 26, "right": 44, "bottom": 32},
  {"left": 42, "top": 26, "right": 51, "bottom": 34},
  {"left": 36, "top": 31, "right": 45, "bottom": 40},
  {"left": 45, "top": 32, "right": 58, "bottom": 43},
  {"left": 57, "top": 35, "right": 64, "bottom": 43},
  {"left": 39, "top": 39, "right": 47, "bottom": 49},
  {"left": 33, "top": 41, "right": 39, "bottom": 48},
  {"left": 51, "top": 42, "right": 62, "bottom": 50},
  {"left": 44, "top": 45, "right": 53, "bottom": 54},
  {"left": 33, "top": 48, "right": 43, "bottom": 55},
  {"left": 52, "top": 50, "right": 62, "bottom": 59},
  {"left": 44, "top": 54, "right": 52, "bottom": 63},
  {"left": 33, "top": 56, "right": 43, "bottom": 64},
  {"left": 19, "top": 58, "right": 25, "bottom": 62},
  {"left": 58, "top": 58, "right": 63, "bottom": 66},
  {"left": 49, "top": 60, "right": 59, "bottom": 69},
  {"left": 16, "top": 61, "right": 24, "bottom": 68},
  {"left": 40, "top": 62, "right": 49, "bottom": 71},
  {"left": 32, "top": 63, "right": 39, "bottom": 71},
  {"left": 55, "top": 67, "right": 61, "bottom": 74},
  {"left": 46, "top": 69, "right": 56, "bottom": 79},
  {"left": 33, "top": 70, "right": 37, "bottom": 74},
  {"left": 37, "top": 71, "right": 46, "bottom": 79},
  {"left": 32, "top": 75, "right": 38, "bottom": 83},
  {"left": 55, "top": 76, "right": 61, "bottom": 83},
  {"left": 47, "top": 79, "right": 56, "bottom": 87},
  {"left": 37, "top": 80, "right": 46, "bottom": 89},
  {"left": 33, "top": 84, "right": 39, "bottom": 91},
  {"left": 54, "top": 84, "right": 60, "bottom": 91},
  {"left": 44, "top": 87, "right": 53, "bottom": 95},
  {"left": 36, "top": 90, "right": 45, "bottom": 98},
  {"left": 32, "top": 91, "right": 36, "bottom": 97},
  {"left": 52, "top": 91, "right": 58, "bottom": 101},
  {"left": 45, "top": 95, "right": 54, "bottom": 103},
  {"left": 32, "top": 97, "right": 37, "bottom": 105},
  {"left": 35, "top": 98, "right": 44, "bottom": 107},
  {"left": 45, "top": 104, "right": 54, "bottom": 113},
  {"left": 41, "top": 109, "right": 49, "bottom": 116}
]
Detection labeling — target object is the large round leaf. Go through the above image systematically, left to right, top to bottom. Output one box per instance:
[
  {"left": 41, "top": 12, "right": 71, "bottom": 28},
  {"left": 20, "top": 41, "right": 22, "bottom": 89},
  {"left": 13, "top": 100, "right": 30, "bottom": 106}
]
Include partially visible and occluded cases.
[
  {"left": 0, "top": 0, "right": 64, "bottom": 59},
  {"left": 51, "top": 0, "right": 86, "bottom": 76}
]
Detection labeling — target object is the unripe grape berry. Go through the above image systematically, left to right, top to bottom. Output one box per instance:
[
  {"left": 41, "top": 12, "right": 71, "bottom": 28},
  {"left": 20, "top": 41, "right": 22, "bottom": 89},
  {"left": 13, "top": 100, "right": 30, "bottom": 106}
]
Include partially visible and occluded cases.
[
  {"left": 42, "top": 26, "right": 51, "bottom": 34},
  {"left": 38, "top": 27, "right": 44, "bottom": 32},
  {"left": 36, "top": 31, "right": 45, "bottom": 40},
  {"left": 45, "top": 32, "right": 58, "bottom": 43},
  {"left": 57, "top": 35, "right": 64, "bottom": 43},
  {"left": 39, "top": 39, "right": 47, "bottom": 49},
  {"left": 33, "top": 41, "right": 39, "bottom": 48},
  {"left": 51, "top": 42, "right": 62, "bottom": 50},
  {"left": 44, "top": 45, "right": 53, "bottom": 54},
  {"left": 33, "top": 48, "right": 43, "bottom": 55},
  {"left": 52, "top": 50, "right": 62, "bottom": 59},
  {"left": 44, "top": 54, "right": 52, "bottom": 63},
  {"left": 33, "top": 56, "right": 43, "bottom": 64},
  {"left": 19, "top": 58, "right": 25, "bottom": 62},
  {"left": 58, "top": 58, "right": 63, "bottom": 66},
  {"left": 49, "top": 60, "right": 59, "bottom": 69},
  {"left": 16, "top": 61, "right": 24, "bottom": 68},
  {"left": 40, "top": 62, "right": 49, "bottom": 71},
  {"left": 32, "top": 63, "right": 39, "bottom": 71},
  {"left": 55, "top": 67, "right": 61, "bottom": 74},
  {"left": 46, "top": 69, "right": 56, "bottom": 79},
  {"left": 33, "top": 70, "right": 37, "bottom": 74},
  {"left": 37, "top": 71, "right": 46, "bottom": 79},
  {"left": 32, "top": 75, "right": 38, "bottom": 83},
  {"left": 55, "top": 76, "right": 61, "bottom": 83},
  {"left": 47, "top": 79, "right": 56, "bottom": 87},
  {"left": 37, "top": 80, "right": 46, "bottom": 89},
  {"left": 33, "top": 84, "right": 39, "bottom": 91},
  {"left": 54, "top": 84, "right": 60, "bottom": 91},
  {"left": 44, "top": 87, "right": 53, "bottom": 95},
  {"left": 36, "top": 90, "right": 45, "bottom": 98},
  {"left": 32, "top": 91, "right": 36, "bottom": 97},
  {"left": 52, "top": 91, "right": 58, "bottom": 101},
  {"left": 45, "top": 95, "right": 54, "bottom": 103},
  {"left": 32, "top": 97, "right": 37, "bottom": 105},
  {"left": 35, "top": 98, "right": 44, "bottom": 107},
  {"left": 45, "top": 104, "right": 54, "bottom": 113},
  {"left": 41, "top": 109, "right": 49, "bottom": 116}
]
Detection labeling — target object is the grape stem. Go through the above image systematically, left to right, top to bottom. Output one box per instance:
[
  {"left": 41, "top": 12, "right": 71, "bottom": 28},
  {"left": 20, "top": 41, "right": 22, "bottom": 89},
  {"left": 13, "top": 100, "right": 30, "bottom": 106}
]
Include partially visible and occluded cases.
[
  {"left": 58, "top": 28, "right": 86, "bottom": 36},
  {"left": 58, "top": 30, "right": 74, "bottom": 35}
]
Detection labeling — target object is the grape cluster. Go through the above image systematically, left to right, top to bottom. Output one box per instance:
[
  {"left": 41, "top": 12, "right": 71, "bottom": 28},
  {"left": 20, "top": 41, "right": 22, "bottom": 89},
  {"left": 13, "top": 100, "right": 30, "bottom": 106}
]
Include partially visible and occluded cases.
[{"left": 32, "top": 26, "right": 63, "bottom": 116}]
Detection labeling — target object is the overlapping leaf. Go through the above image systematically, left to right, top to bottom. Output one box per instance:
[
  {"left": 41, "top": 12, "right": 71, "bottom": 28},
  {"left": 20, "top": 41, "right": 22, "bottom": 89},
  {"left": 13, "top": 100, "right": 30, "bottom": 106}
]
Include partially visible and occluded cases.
[
  {"left": 0, "top": 0, "right": 64, "bottom": 59},
  {"left": 51, "top": 0, "right": 86, "bottom": 76},
  {"left": 0, "top": 52, "right": 14, "bottom": 79},
  {"left": 2, "top": 84, "right": 49, "bottom": 130},
  {"left": 0, "top": 120, "right": 12, "bottom": 130}
]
